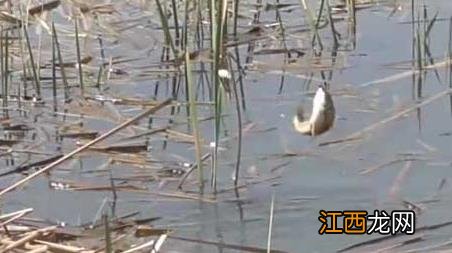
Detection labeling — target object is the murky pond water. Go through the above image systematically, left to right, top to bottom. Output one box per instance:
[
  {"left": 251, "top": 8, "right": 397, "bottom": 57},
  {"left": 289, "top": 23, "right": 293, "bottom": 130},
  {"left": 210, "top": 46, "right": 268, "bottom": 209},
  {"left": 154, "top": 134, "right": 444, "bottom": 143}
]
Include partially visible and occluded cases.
[{"left": 2, "top": 0, "right": 452, "bottom": 252}]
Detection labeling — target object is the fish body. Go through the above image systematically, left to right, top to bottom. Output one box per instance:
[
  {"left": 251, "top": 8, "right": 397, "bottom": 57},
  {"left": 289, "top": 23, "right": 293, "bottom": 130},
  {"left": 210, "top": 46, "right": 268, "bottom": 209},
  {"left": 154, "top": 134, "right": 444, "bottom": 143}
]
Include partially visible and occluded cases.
[{"left": 293, "top": 87, "right": 335, "bottom": 136}]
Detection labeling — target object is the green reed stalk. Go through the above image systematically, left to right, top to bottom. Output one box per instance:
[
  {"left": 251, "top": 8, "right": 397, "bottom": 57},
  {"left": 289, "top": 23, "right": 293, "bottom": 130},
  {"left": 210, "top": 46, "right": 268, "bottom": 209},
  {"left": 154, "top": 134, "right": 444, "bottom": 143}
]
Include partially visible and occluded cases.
[
  {"left": 155, "top": 0, "right": 178, "bottom": 58},
  {"left": 170, "top": 0, "right": 180, "bottom": 47},
  {"left": 183, "top": 0, "right": 204, "bottom": 190},
  {"left": 211, "top": 0, "right": 228, "bottom": 191},
  {"left": 211, "top": 0, "right": 219, "bottom": 190},
  {"left": 233, "top": 0, "right": 239, "bottom": 36},
  {"left": 299, "top": 0, "right": 323, "bottom": 49},
  {"left": 315, "top": 0, "right": 325, "bottom": 27},
  {"left": 325, "top": 0, "right": 338, "bottom": 47},
  {"left": 347, "top": 0, "right": 356, "bottom": 26},
  {"left": 411, "top": 0, "right": 416, "bottom": 99},
  {"left": 423, "top": 12, "right": 442, "bottom": 84},
  {"left": 448, "top": 16, "right": 452, "bottom": 115},
  {"left": 449, "top": 16, "right": 452, "bottom": 87},
  {"left": 18, "top": 17, "right": 27, "bottom": 103},
  {"left": 75, "top": 17, "right": 84, "bottom": 96},
  {"left": 52, "top": 21, "right": 69, "bottom": 102},
  {"left": 52, "top": 23, "right": 57, "bottom": 112},
  {"left": 24, "top": 26, "right": 41, "bottom": 99},
  {"left": 416, "top": 27, "right": 423, "bottom": 98},
  {"left": 1, "top": 28, "right": 4, "bottom": 110},
  {"left": 4, "top": 30, "right": 8, "bottom": 115},
  {"left": 96, "top": 35, "right": 105, "bottom": 89},
  {"left": 186, "top": 51, "right": 204, "bottom": 189},
  {"left": 228, "top": 56, "right": 242, "bottom": 186},
  {"left": 103, "top": 214, "right": 112, "bottom": 253}
]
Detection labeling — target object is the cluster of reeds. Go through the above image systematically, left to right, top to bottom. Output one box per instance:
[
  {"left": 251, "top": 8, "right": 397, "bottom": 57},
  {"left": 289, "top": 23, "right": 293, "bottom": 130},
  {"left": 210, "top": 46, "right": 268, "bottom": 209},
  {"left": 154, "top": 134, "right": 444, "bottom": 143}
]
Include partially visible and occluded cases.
[
  {"left": 3, "top": 0, "right": 452, "bottom": 252},
  {"left": 151, "top": 0, "right": 366, "bottom": 193},
  {"left": 154, "top": 0, "right": 243, "bottom": 192}
]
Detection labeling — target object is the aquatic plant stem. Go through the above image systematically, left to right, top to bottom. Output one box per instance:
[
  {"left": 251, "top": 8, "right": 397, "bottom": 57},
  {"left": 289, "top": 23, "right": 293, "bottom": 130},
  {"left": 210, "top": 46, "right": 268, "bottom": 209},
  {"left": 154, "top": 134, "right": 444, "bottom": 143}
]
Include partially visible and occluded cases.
[
  {"left": 75, "top": 16, "right": 84, "bottom": 96},
  {"left": 52, "top": 21, "right": 69, "bottom": 102},
  {"left": 24, "top": 26, "right": 41, "bottom": 99},
  {"left": 186, "top": 51, "right": 204, "bottom": 189}
]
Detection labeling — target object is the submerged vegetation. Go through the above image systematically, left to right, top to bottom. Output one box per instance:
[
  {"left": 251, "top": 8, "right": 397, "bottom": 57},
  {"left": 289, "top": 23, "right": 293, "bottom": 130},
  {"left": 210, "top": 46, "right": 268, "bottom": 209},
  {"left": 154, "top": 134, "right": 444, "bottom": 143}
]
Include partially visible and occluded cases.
[{"left": 0, "top": 0, "right": 452, "bottom": 252}]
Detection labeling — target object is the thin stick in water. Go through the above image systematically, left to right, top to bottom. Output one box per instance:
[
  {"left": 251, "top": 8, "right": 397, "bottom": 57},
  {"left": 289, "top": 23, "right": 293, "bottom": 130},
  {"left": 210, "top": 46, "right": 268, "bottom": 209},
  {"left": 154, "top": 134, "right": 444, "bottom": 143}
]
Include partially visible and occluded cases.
[
  {"left": 319, "top": 88, "right": 452, "bottom": 147},
  {"left": 0, "top": 98, "right": 172, "bottom": 197},
  {"left": 267, "top": 194, "right": 275, "bottom": 253}
]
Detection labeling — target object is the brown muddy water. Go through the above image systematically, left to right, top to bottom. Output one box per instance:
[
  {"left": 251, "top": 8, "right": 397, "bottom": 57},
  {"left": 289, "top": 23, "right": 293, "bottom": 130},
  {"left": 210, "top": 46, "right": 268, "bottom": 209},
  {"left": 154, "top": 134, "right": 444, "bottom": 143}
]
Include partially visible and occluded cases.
[{"left": 2, "top": 0, "right": 452, "bottom": 252}]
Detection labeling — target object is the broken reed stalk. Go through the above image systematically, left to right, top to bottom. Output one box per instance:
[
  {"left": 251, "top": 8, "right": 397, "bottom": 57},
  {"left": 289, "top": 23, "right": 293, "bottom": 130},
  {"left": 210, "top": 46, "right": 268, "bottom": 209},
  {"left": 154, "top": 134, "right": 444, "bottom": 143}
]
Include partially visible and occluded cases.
[
  {"left": 75, "top": 16, "right": 84, "bottom": 96},
  {"left": 24, "top": 26, "right": 41, "bottom": 99},
  {"left": 319, "top": 88, "right": 452, "bottom": 147},
  {"left": 0, "top": 98, "right": 172, "bottom": 197},
  {"left": 177, "top": 153, "right": 211, "bottom": 189},
  {"left": 267, "top": 194, "right": 275, "bottom": 253},
  {"left": 0, "top": 208, "right": 33, "bottom": 226},
  {"left": 3, "top": 226, "right": 56, "bottom": 251}
]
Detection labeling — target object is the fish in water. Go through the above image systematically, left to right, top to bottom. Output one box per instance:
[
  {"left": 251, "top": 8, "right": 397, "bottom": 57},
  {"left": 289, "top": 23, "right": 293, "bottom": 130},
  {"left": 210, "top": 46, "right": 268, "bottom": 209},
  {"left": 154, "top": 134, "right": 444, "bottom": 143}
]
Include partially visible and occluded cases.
[{"left": 293, "top": 86, "right": 335, "bottom": 136}]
